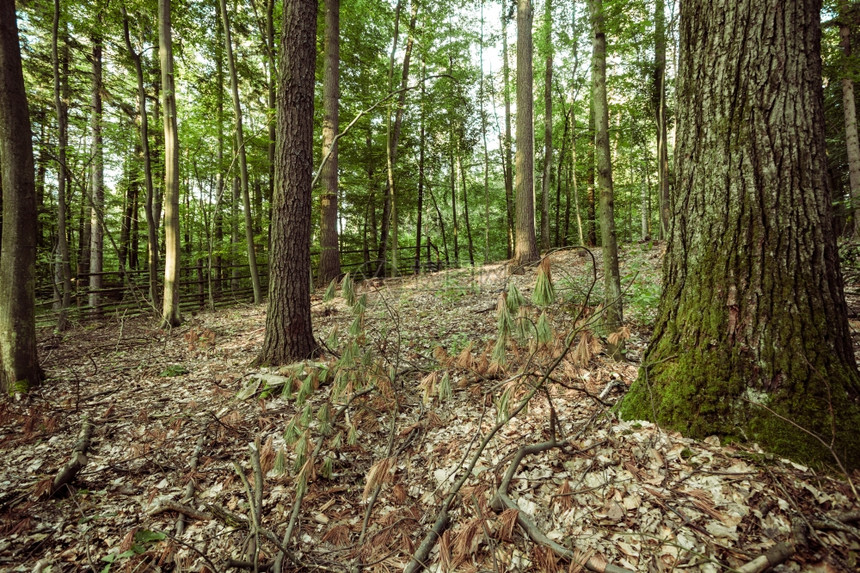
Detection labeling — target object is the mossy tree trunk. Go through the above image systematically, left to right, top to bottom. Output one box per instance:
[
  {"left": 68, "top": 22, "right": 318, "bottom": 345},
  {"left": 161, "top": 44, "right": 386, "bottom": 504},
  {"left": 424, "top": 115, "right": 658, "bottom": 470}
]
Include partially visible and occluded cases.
[
  {"left": 257, "top": 0, "right": 319, "bottom": 365},
  {"left": 619, "top": 0, "right": 860, "bottom": 468}
]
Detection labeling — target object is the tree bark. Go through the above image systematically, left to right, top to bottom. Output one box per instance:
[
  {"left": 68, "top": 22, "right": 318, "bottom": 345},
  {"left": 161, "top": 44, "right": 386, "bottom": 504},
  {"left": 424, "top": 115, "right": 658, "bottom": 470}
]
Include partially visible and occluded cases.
[
  {"left": 0, "top": 0, "right": 42, "bottom": 393},
  {"left": 52, "top": 0, "right": 71, "bottom": 330},
  {"left": 159, "top": 0, "right": 181, "bottom": 327},
  {"left": 218, "top": 0, "right": 262, "bottom": 303},
  {"left": 257, "top": 0, "right": 319, "bottom": 364},
  {"left": 318, "top": 0, "right": 341, "bottom": 284},
  {"left": 513, "top": 0, "right": 539, "bottom": 266},
  {"left": 540, "top": 0, "right": 553, "bottom": 251},
  {"left": 590, "top": 0, "right": 623, "bottom": 341},
  {"left": 619, "top": 0, "right": 860, "bottom": 468},
  {"left": 654, "top": 0, "right": 670, "bottom": 240},
  {"left": 501, "top": 6, "right": 515, "bottom": 259},
  {"left": 122, "top": 7, "right": 159, "bottom": 308},
  {"left": 838, "top": 14, "right": 860, "bottom": 237},
  {"left": 88, "top": 33, "right": 104, "bottom": 316},
  {"left": 415, "top": 57, "right": 426, "bottom": 273}
]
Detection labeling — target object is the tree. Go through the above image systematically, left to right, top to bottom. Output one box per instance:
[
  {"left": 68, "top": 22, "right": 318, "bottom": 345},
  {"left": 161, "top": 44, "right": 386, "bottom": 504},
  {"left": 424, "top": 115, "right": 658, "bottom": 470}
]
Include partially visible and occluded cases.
[
  {"left": 0, "top": 0, "right": 42, "bottom": 392},
  {"left": 51, "top": 0, "right": 72, "bottom": 330},
  {"left": 159, "top": 0, "right": 181, "bottom": 327},
  {"left": 218, "top": 0, "right": 262, "bottom": 303},
  {"left": 257, "top": 0, "right": 319, "bottom": 364},
  {"left": 318, "top": 0, "right": 341, "bottom": 284},
  {"left": 512, "top": 0, "right": 539, "bottom": 266},
  {"left": 539, "top": 0, "right": 552, "bottom": 251},
  {"left": 590, "top": 0, "right": 623, "bottom": 341},
  {"left": 619, "top": 0, "right": 860, "bottom": 467},
  {"left": 653, "top": 0, "right": 670, "bottom": 239},
  {"left": 836, "top": 1, "right": 860, "bottom": 237},
  {"left": 88, "top": 29, "right": 104, "bottom": 316}
]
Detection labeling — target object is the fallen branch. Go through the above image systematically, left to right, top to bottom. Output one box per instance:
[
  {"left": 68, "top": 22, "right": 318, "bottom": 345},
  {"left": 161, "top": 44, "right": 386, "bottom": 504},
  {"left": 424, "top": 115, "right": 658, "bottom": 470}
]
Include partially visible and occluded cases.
[
  {"left": 50, "top": 417, "right": 94, "bottom": 497},
  {"left": 176, "top": 435, "right": 205, "bottom": 535},
  {"left": 489, "top": 439, "right": 634, "bottom": 573},
  {"left": 150, "top": 499, "right": 212, "bottom": 521}
]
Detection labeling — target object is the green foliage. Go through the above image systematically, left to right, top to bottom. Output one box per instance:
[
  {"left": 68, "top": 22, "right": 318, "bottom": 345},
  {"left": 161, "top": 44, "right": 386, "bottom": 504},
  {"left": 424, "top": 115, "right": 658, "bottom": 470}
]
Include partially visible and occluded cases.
[
  {"left": 531, "top": 259, "right": 556, "bottom": 307},
  {"left": 341, "top": 272, "right": 356, "bottom": 306},
  {"left": 323, "top": 278, "right": 337, "bottom": 302},
  {"left": 506, "top": 283, "right": 527, "bottom": 314},
  {"left": 159, "top": 364, "right": 188, "bottom": 377},
  {"left": 100, "top": 530, "right": 165, "bottom": 572}
]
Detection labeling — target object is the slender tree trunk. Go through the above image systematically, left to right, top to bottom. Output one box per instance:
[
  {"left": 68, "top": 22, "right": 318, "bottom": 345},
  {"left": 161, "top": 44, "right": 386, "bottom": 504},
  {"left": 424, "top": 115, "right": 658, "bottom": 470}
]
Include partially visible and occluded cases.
[
  {"left": 0, "top": 0, "right": 42, "bottom": 392},
  {"left": 52, "top": 0, "right": 71, "bottom": 329},
  {"left": 159, "top": 0, "right": 181, "bottom": 327},
  {"left": 218, "top": 0, "right": 261, "bottom": 303},
  {"left": 258, "top": 0, "right": 319, "bottom": 366},
  {"left": 266, "top": 0, "right": 275, "bottom": 238},
  {"left": 318, "top": 0, "right": 341, "bottom": 283},
  {"left": 513, "top": 0, "right": 539, "bottom": 266},
  {"left": 540, "top": 0, "right": 553, "bottom": 251},
  {"left": 591, "top": 0, "right": 623, "bottom": 343},
  {"left": 621, "top": 0, "right": 860, "bottom": 468},
  {"left": 654, "top": 0, "right": 670, "bottom": 240},
  {"left": 480, "top": 1, "right": 491, "bottom": 262},
  {"left": 501, "top": 5, "right": 515, "bottom": 259},
  {"left": 122, "top": 7, "right": 159, "bottom": 307},
  {"left": 214, "top": 16, "right": 225, "bottom": 296},
  {"left": 839, "top": 18, "right": 860, "bottom": 236},
  {"left": 88, "top": 33, "right": 104, "bottom": 316},
  {"left": 415, "top": 57, "right": 426, "bottom": 273},
  {"left": 586, "top": 104, "right": 597, "bottom": 246},
  {"left": 555, "top": 106, "right": 570, "bottom": 246},
  {"left": 450, "top": 124, "right": 459, "bottom": 264},
  {"left": 641, "top": 148, "right": 651, "bottom": 240},
  {"left": 458, "top": 151, "right": 475, "bottom": 266},
  {"left": 428, "top": 183, "right": 449, "bottom": 265}
]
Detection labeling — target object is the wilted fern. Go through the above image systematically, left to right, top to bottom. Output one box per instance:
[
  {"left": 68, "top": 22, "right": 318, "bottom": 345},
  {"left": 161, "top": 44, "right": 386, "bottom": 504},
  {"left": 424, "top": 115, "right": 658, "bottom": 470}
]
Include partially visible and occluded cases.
[
  {"left": 531, "top": 258, "right": 556, "bottom": 307},
  {"left": 341, "top": 272, "right": 356, "bottom": 306},
  {"left": 323, "top": 277, "right": 337, "bottom": 302},
  {"left": 506, "top": 282, "right": 527, "bottom": 314},
  {"left": 352, "top": 293, "right": 368, "bottom": 315},
  {"left": 496, "top": 293, "right": 514, "bottom": 339},
  {"left": 515, "top": 307, "right": 534, "bottom": 341},
  {"left": 536, "top": 311, "right": 553, "bottom": 345},
  {"left": 348, "top": 314, "right": 364, "bottom": 337},
  {"left": 326, "top": 326, "right": 340, "bottom": 350},
  {"left": 491, "top": 336, "right": 507, "bottom": 365},
  {"left": 438, "top": 372, "right": 452, "bottom": 402},
  {"left": 297, "top": 374, "right": 314, "bottom": 406},
  {"left": 280, "top": 375, "right": 295, "bottom": 400},
  {"left": 300, "top": 402, "right": 313, "bottom": 427},
  {"left": 318, "top": 403, "right": 332, "bottom": 435},
  {"left": 284, "top": 414, "right": 301, "bottom": 445},
  {"left": 347, "top": 423, "right": 358, "bottom": 446},
  {"left": 294, "top": 430, "right": 310, "bottom": 473},
  {"left": 273, "top": 448, "right": 287, "bottom": 476},
  {"left": 322, "top": 454, "right": 334, "bottom": 479}
]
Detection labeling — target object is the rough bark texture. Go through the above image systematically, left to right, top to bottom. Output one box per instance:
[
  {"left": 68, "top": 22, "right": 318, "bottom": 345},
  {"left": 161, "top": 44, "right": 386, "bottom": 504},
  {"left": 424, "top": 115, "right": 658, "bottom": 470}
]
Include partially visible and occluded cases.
[
  {"left": 0, "top": 0, "right": 42, "bottom": 392},
  {"left": 159, "top": 0, "right": 181, "bottom": 327},
  {"left": 219, "top": 0, "right": 261, "bottom": 303},
  {"left": 257, "top": 0, "right": 319, "bottom": 365},
  {"left": 318, "top": 0, "right": 341, "bottom": 284},
  {"left": 513, "top": 0, "right": 539, "bottom": 267},
  {"left": 590, "top": 0, "right": 623, "bottom": 335},
  {"left": 619, "top": 0, "right": 860, "bottom": 468},
  {"left": 839, "top": 19, "right": 860, "bottom": 237}
]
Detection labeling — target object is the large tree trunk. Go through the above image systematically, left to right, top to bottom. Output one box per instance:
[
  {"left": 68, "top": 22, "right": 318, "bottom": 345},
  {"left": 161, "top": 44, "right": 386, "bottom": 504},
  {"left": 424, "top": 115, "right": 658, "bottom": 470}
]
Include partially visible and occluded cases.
[
  {"left": 0, "top": 0, "right": 42, "bottom": 392},
  {"left": 52, "top": 0, "right": 72, "bottom": 330},
  {"left": 159, "top": 0, "right": 181, "bottom": 327},
  {"left": 218, "top": 0, "right": 262, "bottom": 303},
  {"left": 257, "top": 0, "right": 319, "bottom": 365},
  {"left": 318, "top": 0, "right": 341, "bottom": 284},
  {"left": 513, "top": 0, "right": 539, "bottom": 266},
  {"left": 540, "top": 0, "right": 552, "bottom": 251},
  {"left": 590, "top": 0, "right": 623, "bottom": 340},
  {"left": 620, "top": 0, "right": 860, "bottom": 467},
  {"left": 654, "top": 0, "right": 670, "bottom": 240},
  {"left": 88, "top": 33, "right": 104, "bottom": 316}
]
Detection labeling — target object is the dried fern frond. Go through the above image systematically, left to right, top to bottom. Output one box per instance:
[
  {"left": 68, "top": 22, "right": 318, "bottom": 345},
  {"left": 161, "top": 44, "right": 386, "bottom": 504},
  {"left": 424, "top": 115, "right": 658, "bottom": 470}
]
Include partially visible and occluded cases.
[
  {"left": 532, "top": 257, "right": 556, "bottom": 307},
  {"left": 536, "top": 311, "right": 554, "bottom": 345},
  {"left": 607, "top": 325, "right": 631, "bottom": 346},
  {"left": 572, "top": 332, "right": 593, "bottom": 366},
  {"left": 455, "top": 342, "right": 475, "bottom": 370},
  {"left": 433, "top": 345, "right": 450, "bottom": 365},
  {"left": 419, "top": 371, "right": 438, "bottom": 406},
  {"left": 438, "top": 372, "right": 453, "bottom": 402},
  {"left": 260, "top": 436, "right": 276, "bottom": 475},
  {"left": 362, "top": 457, "right": 394, "bottom": 501},
  {"left": 555, "top": 479, "right": 573, "bottom": 512},
  {"left": 498, "top": 507, "right": 519, "bottom": 541},
  {"left": 452, "top": 518, "right": 482, "bottom": 564},
  {"left": 322, "top": 524, "right": 352, "bottom": 547}
]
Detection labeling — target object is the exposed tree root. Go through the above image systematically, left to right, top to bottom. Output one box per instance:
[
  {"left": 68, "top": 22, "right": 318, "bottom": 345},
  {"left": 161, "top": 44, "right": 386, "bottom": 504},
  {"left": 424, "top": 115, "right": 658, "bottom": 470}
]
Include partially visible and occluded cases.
[{"left": 49, "top": 417, "right": 93, "bottom": 497}]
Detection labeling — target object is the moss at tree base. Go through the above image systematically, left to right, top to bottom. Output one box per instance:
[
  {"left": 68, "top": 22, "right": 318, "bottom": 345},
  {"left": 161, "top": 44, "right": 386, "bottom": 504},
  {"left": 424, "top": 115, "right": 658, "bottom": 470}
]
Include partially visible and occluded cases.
[{"left": 618, "top": 347, "right": 860, "bottom": 471}]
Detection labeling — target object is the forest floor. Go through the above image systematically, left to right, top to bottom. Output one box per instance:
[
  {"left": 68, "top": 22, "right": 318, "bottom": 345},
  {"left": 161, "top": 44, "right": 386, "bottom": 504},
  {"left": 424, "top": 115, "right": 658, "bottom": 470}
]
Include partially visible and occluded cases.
[{"left": 2, "top": 243, "right": 859, "bottom": 573}]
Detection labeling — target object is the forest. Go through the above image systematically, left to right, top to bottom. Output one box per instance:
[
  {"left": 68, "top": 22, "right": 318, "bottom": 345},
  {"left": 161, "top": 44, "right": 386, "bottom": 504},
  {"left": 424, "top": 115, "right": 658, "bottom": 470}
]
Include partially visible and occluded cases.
[{"left": 1, "top": 0, "right": 860, "bottom": 571}]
